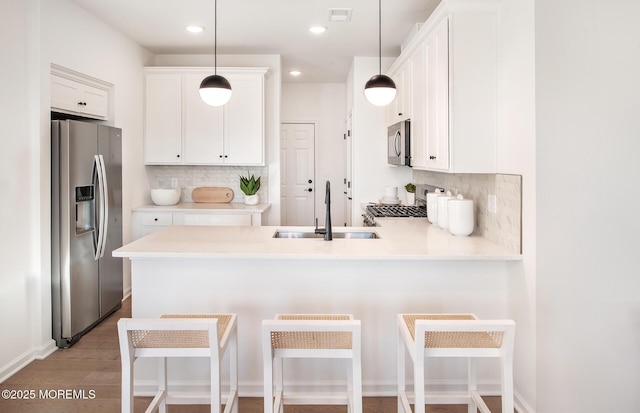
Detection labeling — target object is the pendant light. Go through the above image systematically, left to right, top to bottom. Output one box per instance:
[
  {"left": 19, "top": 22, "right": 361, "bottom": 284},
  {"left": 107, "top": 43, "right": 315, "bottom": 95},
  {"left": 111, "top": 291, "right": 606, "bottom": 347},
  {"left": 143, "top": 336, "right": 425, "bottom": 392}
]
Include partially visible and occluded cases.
[
  {"left": 199, "top": 0, "right": 232, "bottom": 106},
  {"left": 364, "top": 0, "right": 396, "bottom": 106}
]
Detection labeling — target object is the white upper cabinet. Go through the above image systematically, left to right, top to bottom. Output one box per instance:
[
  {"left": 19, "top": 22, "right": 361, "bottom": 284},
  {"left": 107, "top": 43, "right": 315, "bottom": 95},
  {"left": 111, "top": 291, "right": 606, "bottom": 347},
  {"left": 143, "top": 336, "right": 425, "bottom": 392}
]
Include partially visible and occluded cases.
[
  {"left": 392, "top": 0, "right": 499, "bottom": 173},
  {"left": 50, "top": 65, "right": 110, "bottom": 120},
  {"left": 144, "top": 67, "right": 267, "bottom": 166}
]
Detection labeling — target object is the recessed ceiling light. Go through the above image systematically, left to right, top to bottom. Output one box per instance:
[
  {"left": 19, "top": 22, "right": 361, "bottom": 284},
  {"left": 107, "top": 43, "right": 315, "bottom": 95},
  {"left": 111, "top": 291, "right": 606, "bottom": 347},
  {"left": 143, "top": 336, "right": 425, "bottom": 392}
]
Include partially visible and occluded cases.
[
  {"left": 186, "top": 25, "right": 204, "bottom": 33},
  {"left": 309, "top": 25, "right": 327, "bottom": 34},
  {"left": 289, "top": 70, "right": 302, "bottom": 77}
]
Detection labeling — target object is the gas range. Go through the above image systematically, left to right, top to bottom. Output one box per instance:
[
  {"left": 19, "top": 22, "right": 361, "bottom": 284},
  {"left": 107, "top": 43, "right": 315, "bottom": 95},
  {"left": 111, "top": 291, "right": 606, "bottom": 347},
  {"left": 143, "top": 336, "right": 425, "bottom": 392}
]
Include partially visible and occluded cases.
[
  {"left": 362, "top": 184, "right": 443, "bottom": 227},
  {"left": 362, "top": 204, "right": 427, "bottom": 226}
]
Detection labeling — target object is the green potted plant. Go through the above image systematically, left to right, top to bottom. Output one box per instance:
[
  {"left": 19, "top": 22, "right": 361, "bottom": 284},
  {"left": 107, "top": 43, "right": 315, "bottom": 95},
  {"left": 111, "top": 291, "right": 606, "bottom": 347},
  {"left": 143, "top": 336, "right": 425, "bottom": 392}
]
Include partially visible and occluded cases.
[
  {"left": 239, "top": 173, "right": 261, "bottom": 205},
  {"left": 404, "top": 183, "right": 416, "bottom": 205}
]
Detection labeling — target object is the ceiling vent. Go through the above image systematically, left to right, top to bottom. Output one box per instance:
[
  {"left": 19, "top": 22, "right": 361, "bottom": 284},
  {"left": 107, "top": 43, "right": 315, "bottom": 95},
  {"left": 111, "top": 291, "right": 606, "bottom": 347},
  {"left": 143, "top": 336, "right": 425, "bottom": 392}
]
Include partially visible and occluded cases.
[{"left": 328, "top": 8, "right": 353, "bottom": 22}]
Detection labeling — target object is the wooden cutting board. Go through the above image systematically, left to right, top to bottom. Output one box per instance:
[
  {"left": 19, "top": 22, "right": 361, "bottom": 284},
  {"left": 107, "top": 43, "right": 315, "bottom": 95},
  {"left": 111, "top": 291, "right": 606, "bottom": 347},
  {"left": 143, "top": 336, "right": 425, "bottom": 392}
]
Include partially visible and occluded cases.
[{"left": 192, "top": 187, "right": 234, "bottom": 203}]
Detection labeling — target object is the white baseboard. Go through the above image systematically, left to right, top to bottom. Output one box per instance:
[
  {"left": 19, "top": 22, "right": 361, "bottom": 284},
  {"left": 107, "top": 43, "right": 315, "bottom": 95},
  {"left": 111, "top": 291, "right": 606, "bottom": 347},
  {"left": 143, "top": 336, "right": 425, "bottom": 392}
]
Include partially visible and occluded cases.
[
  {"left": 0, "top": 339, "right": 57, "bottom": 384},
  {"left": 133, "top": 379, "right": 514, "bottom": 402}
]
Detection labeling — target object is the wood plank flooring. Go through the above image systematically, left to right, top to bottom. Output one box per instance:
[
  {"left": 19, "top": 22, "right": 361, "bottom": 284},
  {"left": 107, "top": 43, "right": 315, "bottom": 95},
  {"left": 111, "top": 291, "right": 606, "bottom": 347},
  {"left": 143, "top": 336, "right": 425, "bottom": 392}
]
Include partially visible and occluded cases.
[{"left": 0, "top": 298, "right": 506, "bottom": 412}]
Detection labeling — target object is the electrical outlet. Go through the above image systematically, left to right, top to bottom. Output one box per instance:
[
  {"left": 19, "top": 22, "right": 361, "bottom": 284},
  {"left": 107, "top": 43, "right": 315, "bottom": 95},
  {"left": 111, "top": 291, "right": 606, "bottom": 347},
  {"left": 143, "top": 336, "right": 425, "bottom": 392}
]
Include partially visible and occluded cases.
[
  {"left": 171, "top": 178, "right": 178, "bottom": 188},
  {"left": 488, "top": 194, "right": 497, "bottom": 214}
]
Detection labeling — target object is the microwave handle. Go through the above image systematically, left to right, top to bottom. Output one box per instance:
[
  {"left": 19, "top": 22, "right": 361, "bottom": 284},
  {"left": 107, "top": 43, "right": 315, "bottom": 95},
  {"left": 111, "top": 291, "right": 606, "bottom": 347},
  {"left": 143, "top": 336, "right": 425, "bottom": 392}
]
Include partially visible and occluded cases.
[{"left": 394, "top": 130, "right": 402, "bottom": 156}]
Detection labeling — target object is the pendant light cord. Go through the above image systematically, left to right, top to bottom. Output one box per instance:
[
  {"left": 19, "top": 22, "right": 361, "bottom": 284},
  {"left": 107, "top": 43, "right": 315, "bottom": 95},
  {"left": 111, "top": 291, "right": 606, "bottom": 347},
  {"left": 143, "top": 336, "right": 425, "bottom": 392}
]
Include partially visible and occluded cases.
[
  {"left": 214, "top": 0, "right": 218, "bottom": 75},
  {"left": 378, "top": 0, "right": 382, "bottom": 75}
]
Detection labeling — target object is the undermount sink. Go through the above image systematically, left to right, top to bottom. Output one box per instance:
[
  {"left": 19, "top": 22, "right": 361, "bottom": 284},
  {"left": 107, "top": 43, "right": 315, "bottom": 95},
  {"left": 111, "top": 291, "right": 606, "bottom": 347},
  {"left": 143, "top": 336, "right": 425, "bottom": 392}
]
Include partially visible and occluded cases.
[{"left": 273, "top": 230, "right": 380, "bottom": 239}]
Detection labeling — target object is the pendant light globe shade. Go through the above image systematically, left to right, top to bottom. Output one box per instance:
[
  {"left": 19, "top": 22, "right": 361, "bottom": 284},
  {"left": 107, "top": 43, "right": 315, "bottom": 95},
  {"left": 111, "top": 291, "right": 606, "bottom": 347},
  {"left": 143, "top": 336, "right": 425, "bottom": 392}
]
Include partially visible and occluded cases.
[
  {"left": 199, "top": 74, "right": 232, "bottom": 106},
  {"left": 364, "top": 74, "right": 397, "bottom": 106}
]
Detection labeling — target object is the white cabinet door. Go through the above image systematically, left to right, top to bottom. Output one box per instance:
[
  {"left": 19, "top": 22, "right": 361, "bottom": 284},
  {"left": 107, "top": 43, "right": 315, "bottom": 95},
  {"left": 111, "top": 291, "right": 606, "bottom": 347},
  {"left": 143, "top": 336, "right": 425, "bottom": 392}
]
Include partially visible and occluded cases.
[
  {"left": 425, "top": 17, "right": 450, "bottom": 170},
  {"left": 410, "top": 43, "right": 428, "bottom": 169},
  {"left": 386, "top": 61, "right": 412, "bottom": 126},
  {"left": 224, "top": 72, "right": 265, "bottom": 165},
  {"left": 144, "top": 73, "right": 183, "bottom": 164},
  {"left": 183, "top": 73, "right": 225, "bottom": 164},
  {"left": 51, "top": 74, "right": 108, "bottom": 120}
]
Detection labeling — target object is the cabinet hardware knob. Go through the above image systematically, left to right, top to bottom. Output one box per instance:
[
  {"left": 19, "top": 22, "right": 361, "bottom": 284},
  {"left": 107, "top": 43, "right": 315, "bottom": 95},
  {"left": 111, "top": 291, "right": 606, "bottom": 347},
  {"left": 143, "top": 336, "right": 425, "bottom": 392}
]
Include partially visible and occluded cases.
[
  {"left": 398, "top": 113, "right": 403, "bottom": 116},
  {"left": 177, "top": 154, "right": 180, "bottom": 158},
  {"left": 219, "top": 155, "right": 223, "bottom": 158},
  {"left": 224, "top": 155, "right": 228, "bottom": 158},
  {"left": 429, "top": 155, "right": 437, "bottom": 160},
  {"left": 308, "top": 179, "right": 312, "bottom": 184},
  {"left": 307, "top": 188, "right": 313, "bottom": 192},
  {"left": 154, "top": 218, "right": 158, "bottom": 221}
]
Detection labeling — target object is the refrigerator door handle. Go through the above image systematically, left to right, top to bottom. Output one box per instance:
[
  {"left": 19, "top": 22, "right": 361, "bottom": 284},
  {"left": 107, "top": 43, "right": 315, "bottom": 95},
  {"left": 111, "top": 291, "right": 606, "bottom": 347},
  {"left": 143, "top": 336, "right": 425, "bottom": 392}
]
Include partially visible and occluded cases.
[
  {"left": 98, "top": 154, "right": 109, "bottom": 258},
  {"left": 93, "top": 155, "right": 107, "bottom": 259}
]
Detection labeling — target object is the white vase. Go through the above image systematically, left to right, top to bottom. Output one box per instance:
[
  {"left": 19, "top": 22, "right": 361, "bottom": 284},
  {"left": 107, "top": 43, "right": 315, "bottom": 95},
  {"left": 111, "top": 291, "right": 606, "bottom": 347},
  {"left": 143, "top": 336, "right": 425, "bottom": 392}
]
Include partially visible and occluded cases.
[
  {"left": 406, "top": 192, "right": 415, "bottom": 206},
  {"left": 244, "top": 194, "right": 259, "bottom": 205}
]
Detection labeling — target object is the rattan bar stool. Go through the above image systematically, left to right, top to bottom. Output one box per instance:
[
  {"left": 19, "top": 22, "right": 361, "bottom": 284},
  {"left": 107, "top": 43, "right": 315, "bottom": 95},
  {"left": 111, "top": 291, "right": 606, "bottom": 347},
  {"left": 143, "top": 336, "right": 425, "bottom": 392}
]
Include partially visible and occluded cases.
[
  {"left": 118, "top": 314, "right": 238, "bottom": 413},
  {"left": 262, "top": 314, "right": 362, "bottom": 413},
  {"left": 397, "top": 314, "right": 515, "bottom": 413}
]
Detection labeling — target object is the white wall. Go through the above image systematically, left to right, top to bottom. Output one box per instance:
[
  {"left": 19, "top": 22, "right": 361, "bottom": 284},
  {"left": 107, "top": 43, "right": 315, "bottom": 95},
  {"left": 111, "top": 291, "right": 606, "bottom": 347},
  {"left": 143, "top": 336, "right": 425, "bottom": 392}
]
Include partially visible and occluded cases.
[
  {"left": 0, "top": 0, "right": 152, "bottom": 381},
  {"left": 0, "top": 0, "right": 41, "bottom": 381},
  {"left": 496, "top": 0, "right": 537, "bottom": 411},
  {"left": 536, "top": 0, "right": 640, "bottom": 411},
  {"left": 349, "top": 57, "right": 413, "bottom": 224},
  {"left": 281, "top": 83, "right": 347, "bottom": 226}
]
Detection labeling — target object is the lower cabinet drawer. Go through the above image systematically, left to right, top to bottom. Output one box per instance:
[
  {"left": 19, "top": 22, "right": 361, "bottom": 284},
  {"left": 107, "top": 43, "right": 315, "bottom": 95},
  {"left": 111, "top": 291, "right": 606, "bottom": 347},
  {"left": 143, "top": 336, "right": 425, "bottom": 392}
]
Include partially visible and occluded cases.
[
  {"left": 139, "top": 212, "right": 173, "bottom": 226},
  {"left": 181, "top": 213, "right": 252, "bottom": 226},
  {"left": 182, "top": 214, "right": 251, "bottom": 226}
]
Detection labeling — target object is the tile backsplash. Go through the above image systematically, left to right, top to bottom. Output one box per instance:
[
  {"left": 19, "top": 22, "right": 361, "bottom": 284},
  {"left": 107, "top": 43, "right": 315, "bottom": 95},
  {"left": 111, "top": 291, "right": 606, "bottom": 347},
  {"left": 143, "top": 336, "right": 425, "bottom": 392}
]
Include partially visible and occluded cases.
[
  {"left": 148, "top": 165, "right": 268, "bottom": 203},
  {"left": 413, "top": 170, "right": 522, "bottom": 253}
]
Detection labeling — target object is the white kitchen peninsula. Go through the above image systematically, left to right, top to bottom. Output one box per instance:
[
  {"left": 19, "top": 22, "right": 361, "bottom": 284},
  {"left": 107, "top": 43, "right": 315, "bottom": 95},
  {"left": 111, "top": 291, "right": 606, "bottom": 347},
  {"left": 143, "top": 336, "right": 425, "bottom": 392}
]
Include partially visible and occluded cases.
[{"left": 114, "top": 221, "right": 520, "bottom": 396}]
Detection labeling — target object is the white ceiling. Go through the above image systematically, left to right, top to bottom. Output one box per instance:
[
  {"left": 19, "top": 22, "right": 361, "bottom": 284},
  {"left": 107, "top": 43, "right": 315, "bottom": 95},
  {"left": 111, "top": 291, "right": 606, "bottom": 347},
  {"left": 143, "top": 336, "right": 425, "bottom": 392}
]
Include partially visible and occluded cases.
[{"left": 69, "top": 0, "right": 440, "bottom": 83}]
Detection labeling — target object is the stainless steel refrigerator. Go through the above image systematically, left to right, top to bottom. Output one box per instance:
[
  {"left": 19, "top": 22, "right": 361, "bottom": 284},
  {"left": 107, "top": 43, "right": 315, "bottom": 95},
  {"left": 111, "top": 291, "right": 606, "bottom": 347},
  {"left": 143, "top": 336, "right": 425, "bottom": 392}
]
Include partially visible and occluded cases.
[{"left": 51, "top": 119, "right": 123, "bottom": 348}]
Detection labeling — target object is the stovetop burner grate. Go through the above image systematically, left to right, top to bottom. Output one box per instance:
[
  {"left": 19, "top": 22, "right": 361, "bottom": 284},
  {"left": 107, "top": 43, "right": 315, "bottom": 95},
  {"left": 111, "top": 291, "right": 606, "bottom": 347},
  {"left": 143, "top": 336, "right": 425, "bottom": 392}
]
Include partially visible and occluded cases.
[{"left": 366, "top": 205, "right": 427, "bottom": 218}]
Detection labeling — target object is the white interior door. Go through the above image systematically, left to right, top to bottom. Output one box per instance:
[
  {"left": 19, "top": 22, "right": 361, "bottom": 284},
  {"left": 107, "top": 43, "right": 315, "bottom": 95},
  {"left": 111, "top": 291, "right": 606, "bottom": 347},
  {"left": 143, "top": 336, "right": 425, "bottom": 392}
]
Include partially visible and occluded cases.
[
  {"left": 344, "top": 110, "right": 353, "bottom": 226},
  {"left": 280, "top": 123, "right": 315, "bottom": 226}
]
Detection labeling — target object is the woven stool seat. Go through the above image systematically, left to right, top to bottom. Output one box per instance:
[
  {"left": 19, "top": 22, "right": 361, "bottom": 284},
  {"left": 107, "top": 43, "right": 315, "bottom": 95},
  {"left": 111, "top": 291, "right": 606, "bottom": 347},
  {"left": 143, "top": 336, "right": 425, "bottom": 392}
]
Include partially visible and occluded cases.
[
  {"left": 397, "top": 313, "right": 515, "bottom": 413},
  {"left": 118, "top": 314, "right": 238, "bottom": 413},
  {"left": 262, "top": 314, "right": 362, "bottom": 413},
  {"left": 271, "top": 314, "right": 352, "bottom": 349},
  {"left": 402, "top": 314, "right": 503, "bottom": 348}
]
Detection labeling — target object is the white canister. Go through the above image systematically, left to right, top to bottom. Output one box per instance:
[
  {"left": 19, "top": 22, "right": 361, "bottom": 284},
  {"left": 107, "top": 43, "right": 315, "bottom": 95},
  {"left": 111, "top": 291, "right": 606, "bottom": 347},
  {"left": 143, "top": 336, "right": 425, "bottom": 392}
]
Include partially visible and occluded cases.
[
  {"left": 384, "top": 186, "right": 398, "bottom": 199},
  {"left": 426, "top": 189, "right": 444, "bottom": 224},
  {"left": 437, "top": 191, "right": 455, "bottom": 229},
  {"left": 448, "top": 194, "right": 475, "bottom": 236}
]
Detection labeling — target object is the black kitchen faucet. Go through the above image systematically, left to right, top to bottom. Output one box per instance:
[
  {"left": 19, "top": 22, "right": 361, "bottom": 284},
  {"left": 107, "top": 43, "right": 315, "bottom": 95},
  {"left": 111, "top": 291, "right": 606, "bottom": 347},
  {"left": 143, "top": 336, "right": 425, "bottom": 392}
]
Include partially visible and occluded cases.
[{"left": 314, "top": 180, "right": 332, "bottom": 241}]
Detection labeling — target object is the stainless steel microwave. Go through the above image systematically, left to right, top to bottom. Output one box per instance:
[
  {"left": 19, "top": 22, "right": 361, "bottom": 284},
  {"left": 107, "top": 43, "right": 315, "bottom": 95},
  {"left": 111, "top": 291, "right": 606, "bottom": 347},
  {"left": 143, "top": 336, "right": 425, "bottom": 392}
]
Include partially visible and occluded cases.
[{"left": 388, "top": 120, "right": 411, "bottom": 166}]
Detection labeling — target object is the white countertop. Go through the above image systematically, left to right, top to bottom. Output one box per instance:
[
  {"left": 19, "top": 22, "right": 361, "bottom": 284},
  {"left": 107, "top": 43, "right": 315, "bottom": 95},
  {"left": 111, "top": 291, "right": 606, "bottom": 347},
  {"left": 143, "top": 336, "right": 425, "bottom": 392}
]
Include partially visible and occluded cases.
[
  {"left": 133, "top": 202, "right": 271, "bottom": 214},
  {"left": 114, "top": 218, "right": 521, "bottom": 261}
]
